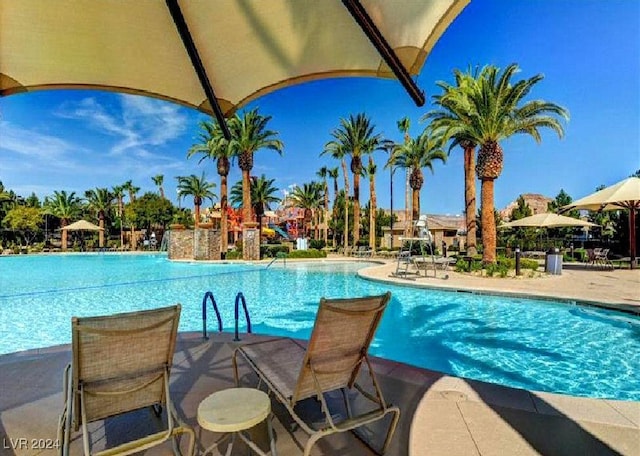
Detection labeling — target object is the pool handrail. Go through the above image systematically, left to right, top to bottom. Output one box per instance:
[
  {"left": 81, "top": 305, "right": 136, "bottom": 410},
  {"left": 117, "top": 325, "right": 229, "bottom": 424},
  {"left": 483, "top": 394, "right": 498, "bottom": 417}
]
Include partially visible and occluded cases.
[
  {"left": 265, "top": 252, "right": 287, "bottom": 269},
  {"left": 202, "top": 291, "right": 223, "bottom": 339},
  {"left": 234, "top": 292, "right": 252, "bottom": 341}
]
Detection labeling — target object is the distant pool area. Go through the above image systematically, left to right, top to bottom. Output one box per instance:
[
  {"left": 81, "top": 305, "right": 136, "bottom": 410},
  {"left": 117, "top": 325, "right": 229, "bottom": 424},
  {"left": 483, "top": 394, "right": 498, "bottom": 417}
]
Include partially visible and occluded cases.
[{"left": 1, "top": 253, "right": 639, "bottom": 401}]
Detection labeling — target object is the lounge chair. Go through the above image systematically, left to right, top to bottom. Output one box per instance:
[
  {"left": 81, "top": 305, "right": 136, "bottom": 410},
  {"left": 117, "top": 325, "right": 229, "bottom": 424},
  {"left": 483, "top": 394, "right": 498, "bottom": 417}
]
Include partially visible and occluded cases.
[
  {"left": 233, "top": 292, "right": 399, "bottom": 456},
  {"left": 57, "top": 305, "right": 195, "bottom": 456}
]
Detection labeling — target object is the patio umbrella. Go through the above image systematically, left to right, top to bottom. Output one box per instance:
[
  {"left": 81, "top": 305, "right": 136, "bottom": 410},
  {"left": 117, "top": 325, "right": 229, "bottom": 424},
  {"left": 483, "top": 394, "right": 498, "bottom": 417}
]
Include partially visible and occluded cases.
[
  {"left": 0, "top": 0, "right": 470, "bottom": 138},
  {"left": 561, "top": 177, "right": 640, "bottom": 268},
  {"left": 500, "top": 213, "right": 598, "bottom": 229}
]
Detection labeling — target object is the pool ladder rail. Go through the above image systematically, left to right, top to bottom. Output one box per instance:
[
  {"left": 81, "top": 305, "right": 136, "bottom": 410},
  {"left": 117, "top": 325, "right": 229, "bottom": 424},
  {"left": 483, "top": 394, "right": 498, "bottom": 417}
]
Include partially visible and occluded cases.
[
  {"left": 265, "top": 252, "right": 287, "bottom": 269},
  {"left": 201, "top": 291, "right": 252, "bottom": 341}
]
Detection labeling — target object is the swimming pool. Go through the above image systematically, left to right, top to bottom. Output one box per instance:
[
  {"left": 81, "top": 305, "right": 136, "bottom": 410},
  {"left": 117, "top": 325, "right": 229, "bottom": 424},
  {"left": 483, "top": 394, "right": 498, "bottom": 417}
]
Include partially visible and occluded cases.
[{"left": 1, "top": 253, "right": 639, "bottom": 401}]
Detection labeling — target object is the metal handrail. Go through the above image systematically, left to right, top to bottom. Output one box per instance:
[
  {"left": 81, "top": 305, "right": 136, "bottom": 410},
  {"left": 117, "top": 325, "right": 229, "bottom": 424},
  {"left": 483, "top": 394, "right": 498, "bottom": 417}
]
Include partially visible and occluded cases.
[
  {"left": 265, "top": 252, "right": 287, "bottom": 269},
  {"left": 202, "top": 291, "right": 222, "bottom": 340},
  {"left": 233, "top": 292, "right": 252, "bottom": 341}
]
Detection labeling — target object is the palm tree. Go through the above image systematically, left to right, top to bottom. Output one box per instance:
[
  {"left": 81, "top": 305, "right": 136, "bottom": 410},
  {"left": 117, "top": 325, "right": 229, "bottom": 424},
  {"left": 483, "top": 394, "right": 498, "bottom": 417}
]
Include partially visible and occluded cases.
[
  {"left": 459, "top": 63, "right": 569, "bottom": 264},
  {"left": 426, "top": 67, "right": 479, "bottom": 255},
  {"left": 228, "top": 109, "right": 283, "bottom": 225},
  {"left": 325, "top": 113, "right": 382, "bottom": 245},
  {"left": 397, "top": 117, "right": 411, "bottom": 236},
  {"left": 188, "top": 119, "right": 235, "bottom": 253},
  {"left": 390, "top": 128, "right": 447, "bottom": 223},
  {"left": 321, "top": 144, "right": 350, "bottom": 249},
  {"left": 365, "top": 156, "right": 377, "bottom": 251},
  {"left": 316, "top": 166, "right": 330, "bottom": 245},
  {"left": 327, "top": 167, "right": 340, "bottom": 246},
  {"left": 176, "top": 173, "right": 217, "bottom": 227},
  {"left": 250, "top": 174, "right": 280, "bottom": 238},
  {"left": 152, "top": 175, "right": 165, "bottom": 199},
  {"left": 122, "top": 180, "right": 139, "bottom": 203},
  {"left": 288, "top": 183, "right": 323, "bottom": 238},
  {"left": 112, "top": 185, "right": 125, "bottom": 249},
  {"left": 84, "top": 188, "right": 113, "bottom": 248},
  {"left": 44, "top": 190, "right": 81, "bottom": 250}
]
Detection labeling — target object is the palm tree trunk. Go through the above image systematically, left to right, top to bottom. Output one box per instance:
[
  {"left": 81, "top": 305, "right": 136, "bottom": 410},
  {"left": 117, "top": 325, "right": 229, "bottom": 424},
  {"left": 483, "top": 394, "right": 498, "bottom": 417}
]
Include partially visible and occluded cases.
[
  {"left": 464, "top": 146, "right": 477, "bottom": 255},
  {"left": 341, "top": 159, "right": 350, "bottom": 248},
  {"left": 405, "top": 169, "right": 411, "bottom": 237},
  {"left": 242, "top": 170, "right": 252, "bottom": 224},
  {"left": 353, "top": 172, "right": 360, "bottom": 245},
  {"left": 220, "top": 176, "right": 228, "bottom": 253},
  {"left": 369, "top": 176, "right": 377, "bottom": 251},
  {"left": 333, "top": 178, "right": 339, "bottom": 247},
  {"left": 480, "top": 178, "right": 497, "bottom": 264},
  {"left": 323, "top": 183, "right": 329, "bottom": 245},
  {"left": 159, "top": 186, "right": 165, "bottom": 199},
  {"left": 412, "top": 188, "right": 420, "bottom": 225},
  {"left": 118, "top": 197, "right": 124, "bottom": 249},
  {"left": 194, "top": 203, "right": 201, "bottom": 228},
  {"left": 98, "top": 211, "right": 105, "bottom": 248},
  {"left": 61, "top": 220, "right": 68, "bottom": 250}
]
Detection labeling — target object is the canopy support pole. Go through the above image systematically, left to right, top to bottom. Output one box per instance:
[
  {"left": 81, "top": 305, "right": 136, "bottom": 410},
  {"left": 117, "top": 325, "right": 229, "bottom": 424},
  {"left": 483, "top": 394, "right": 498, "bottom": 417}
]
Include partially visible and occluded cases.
[
  {"left": 165, "top": 0, "right": 232, "bottom": 140},
  {"left": 342, "top": 0, "right": 425, "bottom": 107}
]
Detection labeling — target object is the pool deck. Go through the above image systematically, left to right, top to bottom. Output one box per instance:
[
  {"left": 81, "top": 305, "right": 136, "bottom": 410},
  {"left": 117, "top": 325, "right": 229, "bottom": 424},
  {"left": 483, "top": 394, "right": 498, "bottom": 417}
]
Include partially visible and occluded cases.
[{"left": 0, "top": 259, "right": 638, "bottom": 455}]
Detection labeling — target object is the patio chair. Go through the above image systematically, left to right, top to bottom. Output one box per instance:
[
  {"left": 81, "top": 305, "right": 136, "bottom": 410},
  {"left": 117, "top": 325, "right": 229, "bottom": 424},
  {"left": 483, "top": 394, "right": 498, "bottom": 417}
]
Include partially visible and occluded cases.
[
  {"left": 595, "top": 248, "right": 614, "bottom": 270},
  {"left": 233, "top": 292, "right": 399, "bottom": 456},
  {"left": 57, "top": 305, "right": 195, "bottom": 456}
]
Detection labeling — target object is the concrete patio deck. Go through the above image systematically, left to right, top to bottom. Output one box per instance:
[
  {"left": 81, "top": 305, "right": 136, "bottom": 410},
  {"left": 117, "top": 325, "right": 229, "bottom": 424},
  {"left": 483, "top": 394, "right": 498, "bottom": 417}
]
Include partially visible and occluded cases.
[{"left": 1, "top": 259, "right": 638, "bottom": 455}]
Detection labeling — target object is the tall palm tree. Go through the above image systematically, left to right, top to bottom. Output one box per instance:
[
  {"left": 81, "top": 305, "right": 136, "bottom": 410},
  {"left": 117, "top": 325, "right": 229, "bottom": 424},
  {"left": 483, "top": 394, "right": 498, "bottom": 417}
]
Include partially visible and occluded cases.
[
  {"left": 460, "top": 63, "right": 569, "bottom": 264},
  {"left": 426, "top": 67, "right": 479, "bottom": 255},
  {"left": 228, "top": 109, "right": 283, "bottom": 225},
  {"left": 325, "top": 113, "right": 382, "bottom": 245},
  {"left": 397, "top": 117, "right": 412, "bottom": 236},
  {"left": 188, "top": 119, "right": 235, "bottom": 253},
  {"left": 390, "top": 128, "right": 447, "bottom": 223},
  {"left": 321, "top": 144, "right": 350, "bottom": 249},
  {"left": 366, "top": 156, "right": 377, "bottom": 251},
  {"left": 316, "top": 166, "right": 330, "bottom": 245},
  {"left": 327, "top": 167, "right": 340, "bottom": 246},
  {"left": 176, "top": 173, "right": 217, "bottom": 227},
  {"left": 250, "top": 174, "right": 280, "bottom": 238},
  {"left": 152, "top": 175, "right": 165, "bottom": 199},
  {"left": 122, "top": 180, "right": 139, "bottom": 203},
  {"left": 288, "top": 182, "right": 323, "bottom": 238},
  {"left": 112, "top": 185, "right": 125, "bottom": 249},
  {"left": 84, "top": 188, "right": 113, "bottom": 248},
  {"left": 44, "top": 190, "right": 81, "bottom": 250}
]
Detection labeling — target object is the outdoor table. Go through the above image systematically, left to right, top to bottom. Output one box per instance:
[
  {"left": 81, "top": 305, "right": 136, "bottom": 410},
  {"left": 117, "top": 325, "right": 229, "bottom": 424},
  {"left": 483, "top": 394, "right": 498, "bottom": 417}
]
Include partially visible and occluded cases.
[{"left": 198, "top": 387, "right": 277, "bottom": 456}]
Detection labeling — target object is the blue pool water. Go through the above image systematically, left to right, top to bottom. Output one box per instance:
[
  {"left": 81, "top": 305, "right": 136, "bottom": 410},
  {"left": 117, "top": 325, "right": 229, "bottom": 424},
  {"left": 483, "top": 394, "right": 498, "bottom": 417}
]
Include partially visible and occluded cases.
[{"left": 1, "top": 253, "right": 639, "bottom": 401}]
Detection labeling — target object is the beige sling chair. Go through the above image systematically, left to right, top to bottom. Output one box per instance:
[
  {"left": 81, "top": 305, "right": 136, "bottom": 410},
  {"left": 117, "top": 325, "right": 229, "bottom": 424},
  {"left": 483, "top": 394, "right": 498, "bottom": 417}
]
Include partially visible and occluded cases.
[
  {"left": 233, "top": 292, "right": 399, "bottom": 456},
  {"left": 57, "top": 304, "right": 195, "bottom": 456}
]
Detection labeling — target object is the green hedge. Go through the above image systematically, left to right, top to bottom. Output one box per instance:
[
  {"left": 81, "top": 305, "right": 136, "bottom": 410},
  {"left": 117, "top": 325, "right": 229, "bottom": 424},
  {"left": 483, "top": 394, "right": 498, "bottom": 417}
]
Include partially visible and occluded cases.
[
  {"left": 260, "top": 244, "right": 290, "bottom": 258},
  {"left": 287, "top": 249, "right": 327, "bottom": 259},
  {"left": 454, "top": 255, "right": 539, "bottom": 274}
]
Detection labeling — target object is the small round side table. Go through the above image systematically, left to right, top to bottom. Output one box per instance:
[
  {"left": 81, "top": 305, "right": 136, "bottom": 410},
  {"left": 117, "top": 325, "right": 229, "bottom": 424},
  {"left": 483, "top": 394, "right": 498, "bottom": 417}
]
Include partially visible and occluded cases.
[{"left": 197, "top": 387, "right": 277, "bottom": 456}]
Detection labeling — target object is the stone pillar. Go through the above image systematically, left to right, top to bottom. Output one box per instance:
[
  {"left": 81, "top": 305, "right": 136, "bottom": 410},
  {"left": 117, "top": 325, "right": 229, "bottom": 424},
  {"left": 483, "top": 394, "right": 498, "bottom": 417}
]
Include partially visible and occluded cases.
[
  {"left": 242, "top": 222, "right": 260, "bottom": 261},
  {"left": 168, "top": 228, "right": 193, "bottom": 260},
  {"left": 194, "top": 228, "right": 221, "bottom": 261}
]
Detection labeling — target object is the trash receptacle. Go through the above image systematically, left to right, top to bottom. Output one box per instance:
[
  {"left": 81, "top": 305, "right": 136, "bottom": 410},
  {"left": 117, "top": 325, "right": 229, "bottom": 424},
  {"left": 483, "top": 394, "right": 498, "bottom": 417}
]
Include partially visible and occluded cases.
[{"left": 545, "top": 248, "right": 562, "bottom": 275}]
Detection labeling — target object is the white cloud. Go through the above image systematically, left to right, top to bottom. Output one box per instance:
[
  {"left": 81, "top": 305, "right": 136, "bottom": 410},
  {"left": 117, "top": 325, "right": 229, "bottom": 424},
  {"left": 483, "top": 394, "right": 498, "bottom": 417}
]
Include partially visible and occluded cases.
[
  {"left": 56, "top": 94, "right": 188, "bottom": 156},
  {"left": 0, "top": 120, "right": 77, "bottom": 162}
]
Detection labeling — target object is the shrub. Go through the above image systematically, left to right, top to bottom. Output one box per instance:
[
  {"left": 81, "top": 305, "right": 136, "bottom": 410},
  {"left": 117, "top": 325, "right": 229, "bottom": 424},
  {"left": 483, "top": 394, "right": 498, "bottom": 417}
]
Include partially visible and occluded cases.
[
  {"left": 309, "top": 239, "right": 326, "bottom": 250},
  {"left": 260, "top": 244, "right": 290, "bottom": 258},
  {"left": 288, "top": 249, "right": 327, "bottom": 259},
  {"left": 225, "top": 250, "right": 242, "bottom": 260}
]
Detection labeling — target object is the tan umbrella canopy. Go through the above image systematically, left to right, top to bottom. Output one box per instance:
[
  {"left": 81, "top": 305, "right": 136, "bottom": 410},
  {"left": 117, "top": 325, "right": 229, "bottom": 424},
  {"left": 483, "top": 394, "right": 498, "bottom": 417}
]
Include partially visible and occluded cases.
[
  {"left": 0, "top": 0, "right": 470, "bottom": 137},
  {"left": 561, "top": 177, "right": 640, "bottom": 268},
  {"left": 500, "top": 213, "right": 598, "bottom": 229},
  {"left": 61, "top": 220, "right": 104, "bottom": 231}
]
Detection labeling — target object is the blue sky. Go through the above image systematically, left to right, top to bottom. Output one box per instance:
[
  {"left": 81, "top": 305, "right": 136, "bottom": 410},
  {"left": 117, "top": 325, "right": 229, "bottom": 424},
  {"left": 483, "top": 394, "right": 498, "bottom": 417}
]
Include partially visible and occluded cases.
[{"left": 1, "top": 0, "right": 638, "bottom": 216}]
